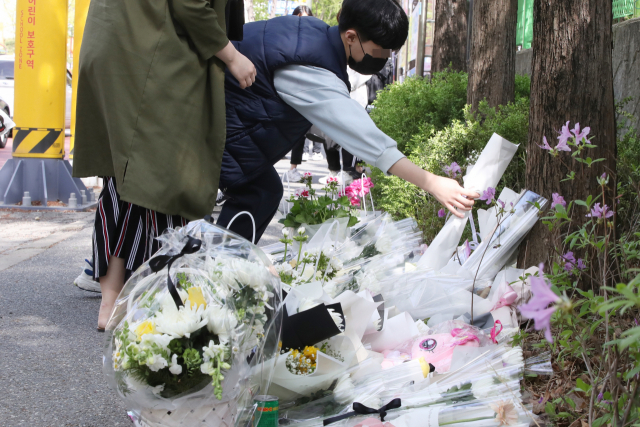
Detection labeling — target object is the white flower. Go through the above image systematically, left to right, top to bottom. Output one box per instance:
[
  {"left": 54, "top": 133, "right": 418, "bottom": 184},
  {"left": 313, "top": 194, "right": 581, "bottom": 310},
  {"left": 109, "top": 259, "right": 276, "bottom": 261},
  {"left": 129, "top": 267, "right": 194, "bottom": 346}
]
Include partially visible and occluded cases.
[
  {"left": 297, "top": 226, "right": 306, "bottom": 235},
  {"left": 282, "top": 228, "right": 290, "bottom": 237},
  {"left": 374, "top": 236, "right": 393, "bottom": 254},
  {"left": 218, "top": 256, "right": 271, "bottom": 295},
  {"left": 330, "top": 256, "right": 343, "bottom": 272},
  {"left": 356, "top": 271, "right": 380, "bottom": 294},
  {"left": 154, "top": 294, "right": 209, "bottom": 338},
  {"left": 206, "top": 304, "right": 238, "bottom": 343},
  {"left": 328, "top": 308, "right": 344, "bottom": 331},
  {"left": 138, "top": 332, "right": 173, "bottom": 352},
  {"left": 203, "top": 340, "right": 227, "bottom": 362},
  {"left": 502, "top": 347, "right": 524, "bottom": 366},
  {"left": 169, "top": 353, "right": 183, "bottom": 375},
  {"left": 145, "top": 354, "right": 169, "bottom": 372},
  {"left": 200, "top": 361, "right": 215, "bottom": 375},
  {"left": 333, "top": 374, "right": 355, "bottom": 405},
  {"left": 472, "top": 375, "right": 499, "bottom": 399}
]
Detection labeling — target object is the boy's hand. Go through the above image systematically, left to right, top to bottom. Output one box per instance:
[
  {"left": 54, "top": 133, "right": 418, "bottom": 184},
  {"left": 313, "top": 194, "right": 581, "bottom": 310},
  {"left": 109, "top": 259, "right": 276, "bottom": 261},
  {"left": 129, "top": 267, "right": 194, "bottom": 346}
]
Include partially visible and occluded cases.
[
  {"left": 215, "top": 42, "right": 257, "bottom": 89},
  {"left": 388, "top": 158, "right": 479, "bottom": 218},
  {"left": 428, "top": 175, "right": 479, "bottom": 218}
]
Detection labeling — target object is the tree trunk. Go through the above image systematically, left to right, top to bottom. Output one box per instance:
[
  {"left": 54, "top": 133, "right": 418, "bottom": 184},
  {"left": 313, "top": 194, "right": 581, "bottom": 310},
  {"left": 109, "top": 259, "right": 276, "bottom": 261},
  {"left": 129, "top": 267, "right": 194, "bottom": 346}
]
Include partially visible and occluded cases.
[
  {"left": 245, "top": 0, "right": 255, "bottom": 22},
  {"left": 270, "top": 0, "right": 276, "bottom": 18},
  {"left": 432, "top": 0, "right": 468, "bottom": 73},
  {"left": 466, "top": 0, "right": 518, "bottom": 109},
  {"left": 517, "top": 0, "right": 616, "bottom": 280}
]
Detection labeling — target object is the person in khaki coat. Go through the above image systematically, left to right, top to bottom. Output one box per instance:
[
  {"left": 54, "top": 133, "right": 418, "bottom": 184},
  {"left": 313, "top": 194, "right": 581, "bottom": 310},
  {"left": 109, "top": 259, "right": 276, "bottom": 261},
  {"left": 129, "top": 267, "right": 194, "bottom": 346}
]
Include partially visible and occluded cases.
[{"left": 72, "top": 0, "right": 255, "bottom": 331}]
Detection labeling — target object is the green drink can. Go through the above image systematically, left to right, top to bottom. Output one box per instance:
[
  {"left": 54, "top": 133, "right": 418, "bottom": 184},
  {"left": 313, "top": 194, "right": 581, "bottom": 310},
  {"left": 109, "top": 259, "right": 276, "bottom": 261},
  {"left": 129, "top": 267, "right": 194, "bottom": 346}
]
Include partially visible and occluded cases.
[{"left": 253, "top": 395, "right": 279, "bottom": 427}]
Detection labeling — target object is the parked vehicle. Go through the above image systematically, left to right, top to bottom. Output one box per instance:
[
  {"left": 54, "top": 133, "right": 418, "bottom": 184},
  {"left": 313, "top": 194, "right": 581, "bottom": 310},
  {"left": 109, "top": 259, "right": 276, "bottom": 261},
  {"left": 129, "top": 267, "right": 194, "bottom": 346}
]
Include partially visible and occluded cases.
[
  {"left": 0, "top": 55, "right": 73, "bottom": 128},
  {"left": 0, "top": 95, "right": 10, "bottom": 148}
]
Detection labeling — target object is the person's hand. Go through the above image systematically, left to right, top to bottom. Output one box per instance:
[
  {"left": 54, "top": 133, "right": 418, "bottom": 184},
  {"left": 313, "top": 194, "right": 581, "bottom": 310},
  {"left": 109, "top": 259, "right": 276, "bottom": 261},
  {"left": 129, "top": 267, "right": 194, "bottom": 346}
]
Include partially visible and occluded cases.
[
  {"left": 215, "top": 42, "right": 256, "bottom": 89},
  {"left": 227, "top": 51, "right": 256, "bottom": 89},
  {"left": 428, "top": 175, "right": 479, "bottom": 218}
]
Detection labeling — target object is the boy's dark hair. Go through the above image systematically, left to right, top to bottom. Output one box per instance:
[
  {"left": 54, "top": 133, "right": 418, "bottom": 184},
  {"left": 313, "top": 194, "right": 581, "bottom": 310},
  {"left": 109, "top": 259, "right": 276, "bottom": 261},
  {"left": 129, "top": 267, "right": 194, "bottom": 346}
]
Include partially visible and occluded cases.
[
  {"left": 338, "top": 0, "right": 408, "bottom": 50},
  {"left": 292, "top": 5, "right": 313, "bottom": 16}
]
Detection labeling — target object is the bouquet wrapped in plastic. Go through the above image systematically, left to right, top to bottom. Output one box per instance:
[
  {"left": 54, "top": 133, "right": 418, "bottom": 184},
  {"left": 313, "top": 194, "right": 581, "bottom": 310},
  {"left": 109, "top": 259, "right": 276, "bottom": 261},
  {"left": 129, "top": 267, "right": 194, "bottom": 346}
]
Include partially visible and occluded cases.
[{"left": 103, "top": 220, "right": 283, "bottom": 427}]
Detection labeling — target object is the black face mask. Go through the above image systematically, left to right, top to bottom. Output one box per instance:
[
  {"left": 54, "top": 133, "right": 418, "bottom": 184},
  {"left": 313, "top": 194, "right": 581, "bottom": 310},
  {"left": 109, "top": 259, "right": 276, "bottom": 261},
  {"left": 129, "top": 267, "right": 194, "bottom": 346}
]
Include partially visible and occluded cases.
[{"left": 348, "top": 33, "right": 388, "bottom": 75}]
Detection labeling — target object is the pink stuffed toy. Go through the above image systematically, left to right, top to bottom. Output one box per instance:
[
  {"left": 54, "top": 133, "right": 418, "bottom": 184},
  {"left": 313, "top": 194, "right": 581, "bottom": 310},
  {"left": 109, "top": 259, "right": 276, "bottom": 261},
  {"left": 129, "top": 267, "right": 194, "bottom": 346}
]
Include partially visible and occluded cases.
[{"left": 382, "top": 328, "right": 480, "bottom": 373}]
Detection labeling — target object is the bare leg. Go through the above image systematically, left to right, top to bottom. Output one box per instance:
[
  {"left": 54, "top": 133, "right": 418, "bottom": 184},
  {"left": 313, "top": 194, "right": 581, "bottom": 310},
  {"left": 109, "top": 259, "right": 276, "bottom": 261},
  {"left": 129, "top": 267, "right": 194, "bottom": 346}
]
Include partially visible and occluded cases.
[
  {"left": 290, "top": 164, "right": 299, "bottom": 170},
  {"left": 98, "top": 256, "right": 126, "bottom": 329}
]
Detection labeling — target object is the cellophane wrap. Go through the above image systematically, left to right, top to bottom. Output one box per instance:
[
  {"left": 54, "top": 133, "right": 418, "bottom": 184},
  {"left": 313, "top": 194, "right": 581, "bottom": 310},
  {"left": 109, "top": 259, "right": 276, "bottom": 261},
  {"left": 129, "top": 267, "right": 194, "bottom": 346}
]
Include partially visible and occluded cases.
[{"left": 103, "top": 220, "right": 283, "bottom": 427}]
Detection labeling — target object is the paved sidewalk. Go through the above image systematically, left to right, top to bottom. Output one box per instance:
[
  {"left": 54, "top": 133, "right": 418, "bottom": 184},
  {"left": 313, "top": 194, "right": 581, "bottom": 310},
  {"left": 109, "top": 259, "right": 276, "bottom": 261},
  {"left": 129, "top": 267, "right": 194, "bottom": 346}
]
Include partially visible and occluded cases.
[{"left": 0, "top": 154, "right": 334, "bottom": 426}]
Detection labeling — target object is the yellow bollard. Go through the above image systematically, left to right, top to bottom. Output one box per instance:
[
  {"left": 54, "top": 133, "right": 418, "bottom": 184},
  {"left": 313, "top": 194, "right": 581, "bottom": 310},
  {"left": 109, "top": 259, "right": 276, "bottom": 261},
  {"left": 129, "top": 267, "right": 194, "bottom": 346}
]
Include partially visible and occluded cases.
[
  {"left": 13, "top": 0, "right": 68, "bottom": 159},
  {"left": 69, "top": 0, "right": 90, "bottom": 160}
]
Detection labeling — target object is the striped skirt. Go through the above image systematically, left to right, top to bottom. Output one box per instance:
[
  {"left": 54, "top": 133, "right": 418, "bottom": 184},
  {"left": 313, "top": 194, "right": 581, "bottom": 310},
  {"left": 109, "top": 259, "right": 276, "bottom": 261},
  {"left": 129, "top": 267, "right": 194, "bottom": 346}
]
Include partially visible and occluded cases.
[{"left": 93, "top": 177, "right": 188, "bottom": 280}]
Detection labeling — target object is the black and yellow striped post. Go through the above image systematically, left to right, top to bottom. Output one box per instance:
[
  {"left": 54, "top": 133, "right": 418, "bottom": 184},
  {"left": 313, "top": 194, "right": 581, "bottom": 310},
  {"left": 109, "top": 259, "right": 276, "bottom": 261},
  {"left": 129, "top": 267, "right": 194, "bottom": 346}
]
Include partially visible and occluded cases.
[
  {"left": 0, "top": 0, "right": 94, "bottom": 210},
  {"left": 12, "top": 0, "right": 68, "bottom": 159},
  {"left": 12, "top": 127, "right": 65, "bottom": 158}
]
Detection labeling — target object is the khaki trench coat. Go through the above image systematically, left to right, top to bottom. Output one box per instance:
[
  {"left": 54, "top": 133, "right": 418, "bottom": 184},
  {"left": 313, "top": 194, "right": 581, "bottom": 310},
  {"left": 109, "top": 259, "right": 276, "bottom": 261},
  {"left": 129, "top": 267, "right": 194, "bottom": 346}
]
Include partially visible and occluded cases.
[{"left": 72, "top": 0, "right": 229, "bottom": 220}]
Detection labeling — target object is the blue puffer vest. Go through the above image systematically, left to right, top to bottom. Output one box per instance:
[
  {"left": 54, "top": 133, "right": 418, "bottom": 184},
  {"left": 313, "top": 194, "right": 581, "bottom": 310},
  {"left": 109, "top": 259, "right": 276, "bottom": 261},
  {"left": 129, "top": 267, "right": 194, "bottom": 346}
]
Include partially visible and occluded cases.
[{"left": 221, "top": 16, "right": 351, "bottom": 189}]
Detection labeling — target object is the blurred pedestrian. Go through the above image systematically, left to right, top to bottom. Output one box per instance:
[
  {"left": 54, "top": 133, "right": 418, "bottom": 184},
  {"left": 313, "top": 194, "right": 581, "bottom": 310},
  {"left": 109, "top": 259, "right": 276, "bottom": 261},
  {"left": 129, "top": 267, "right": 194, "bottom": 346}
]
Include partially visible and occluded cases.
[{"left": 72, "top": 0, "right": 255, "bottom": 331}]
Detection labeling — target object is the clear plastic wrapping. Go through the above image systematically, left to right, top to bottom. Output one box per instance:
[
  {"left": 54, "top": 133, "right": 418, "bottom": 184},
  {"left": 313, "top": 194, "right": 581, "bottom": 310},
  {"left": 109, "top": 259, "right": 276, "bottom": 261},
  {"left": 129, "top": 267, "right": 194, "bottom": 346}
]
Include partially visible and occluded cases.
[{"left": 104, "top": 221, "right": 283, "bottom": 427}]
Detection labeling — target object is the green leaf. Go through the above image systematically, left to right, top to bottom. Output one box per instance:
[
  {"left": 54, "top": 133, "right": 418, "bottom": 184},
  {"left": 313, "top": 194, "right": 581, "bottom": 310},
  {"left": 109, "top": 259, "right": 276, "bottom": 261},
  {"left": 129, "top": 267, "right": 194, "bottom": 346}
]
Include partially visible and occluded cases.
[
  {"left": 574, "top": 199, "right": 588, "bottom": 207},
  {"left": 575, "top": 378, "right": 590, "bottom": 392}
]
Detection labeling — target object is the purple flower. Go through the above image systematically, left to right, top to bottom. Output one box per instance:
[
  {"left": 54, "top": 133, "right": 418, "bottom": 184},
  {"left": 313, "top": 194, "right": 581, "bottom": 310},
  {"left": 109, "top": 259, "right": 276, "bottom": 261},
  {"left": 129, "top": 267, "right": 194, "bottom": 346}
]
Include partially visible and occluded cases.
[
  {"left": 557, "top": 121, "right": 573, "bottom": 147},
  {"left": 570, "top": 123, "right": 590, "bottom": 144},
  {"left": 539, "top": 136, "right": 552, "bottom": 150},
  {"left": 443, "top": 162, "right": 462, "bottom": 178},
  {"left": 597, "top": 172, "right": 609, "bottom": 185},
  {"left": 479, "top": 187, "right": 496, "bottom": 205},
  {"left": 552, "top": 193, "right": 567, "bottom": 209},
  {"left": 497, "top": 199, "right": 506, "bottom": 209},
  {"left": 586, "top": 203, "right": 614, "bottom": 219},
  {"left": 438, "top": 208, "right": 446, "bottom": 218},
  {"left": 464, "top": 239, "right": 472, "bottom": 258},
  {"left": 562, "top": 251, "right": 576, "bottom": 272},
  {"left": 577, "top": 258, "right": 586, "bottom": 270},
  {"left": 518, "top": 264, "right": 560, "bottom": 343},
  {"left": 597, "top": 392, "right": 603, "bottom": 402}
]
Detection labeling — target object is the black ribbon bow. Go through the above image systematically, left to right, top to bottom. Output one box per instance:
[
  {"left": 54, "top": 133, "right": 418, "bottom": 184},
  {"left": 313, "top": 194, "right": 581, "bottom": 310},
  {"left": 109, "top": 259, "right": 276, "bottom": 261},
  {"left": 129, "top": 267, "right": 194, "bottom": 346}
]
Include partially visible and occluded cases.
[
  {"left": 149, "top": 236, "right": 202, "bottom": 309},
  {"left": 323, "top": 399, "right": 402, "bottom": 426}
]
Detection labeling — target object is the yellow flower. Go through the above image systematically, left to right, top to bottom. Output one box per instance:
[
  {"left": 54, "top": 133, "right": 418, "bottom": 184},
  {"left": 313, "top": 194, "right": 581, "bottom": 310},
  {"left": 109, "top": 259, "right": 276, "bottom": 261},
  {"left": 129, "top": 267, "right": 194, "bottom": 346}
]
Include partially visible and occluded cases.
[
  {"left": 187, "top": 287, "right": 207, "bottom": 309},
  {"left": 135, "top": 320, "right": 157, "bottom": 340},
  {"left": 303, "top": 346, "right": 318, "bottom": 362}
]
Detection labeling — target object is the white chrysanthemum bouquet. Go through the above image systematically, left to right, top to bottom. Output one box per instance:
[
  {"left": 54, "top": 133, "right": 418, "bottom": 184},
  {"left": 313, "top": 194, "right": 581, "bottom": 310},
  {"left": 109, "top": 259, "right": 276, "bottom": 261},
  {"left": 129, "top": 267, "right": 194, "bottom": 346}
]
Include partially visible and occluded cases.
[{"left": 104, "top": 221, "right": 282, "bottom": 426}]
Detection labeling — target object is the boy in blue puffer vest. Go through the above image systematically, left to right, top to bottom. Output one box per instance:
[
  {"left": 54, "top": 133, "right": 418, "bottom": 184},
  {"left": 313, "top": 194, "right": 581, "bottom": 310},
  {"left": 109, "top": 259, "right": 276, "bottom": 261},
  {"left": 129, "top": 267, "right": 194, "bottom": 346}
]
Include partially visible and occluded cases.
[{"left": 218, "top": 0, "right": 479, "bottom": 242}]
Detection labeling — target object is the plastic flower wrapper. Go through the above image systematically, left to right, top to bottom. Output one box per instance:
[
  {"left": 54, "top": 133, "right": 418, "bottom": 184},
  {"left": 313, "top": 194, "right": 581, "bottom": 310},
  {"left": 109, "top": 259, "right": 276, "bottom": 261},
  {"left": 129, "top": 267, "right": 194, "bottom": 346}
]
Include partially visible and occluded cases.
[
  {"left": 418, "top": 134, "right": 519, "bottom": 272},
  {"left": 459, "top": 190, "right": 548, "bottom": 281},
  {"left": 336, "top": 215, "right": 422, "bottom": 270},
  {"left": 104, "top": 221, "right": 283, "bottom": 427},
  {"left": 378, "top": 270, "right": 493, "bottom": 324},
  {"left": 267, "top": 335, "right": 358, "bottom": 404},
  {"left": 524, "top": 351, "right": 553, "bottom": 376},
  {"left": 277, "top": 376, "right": 387, "bottom": 426}
]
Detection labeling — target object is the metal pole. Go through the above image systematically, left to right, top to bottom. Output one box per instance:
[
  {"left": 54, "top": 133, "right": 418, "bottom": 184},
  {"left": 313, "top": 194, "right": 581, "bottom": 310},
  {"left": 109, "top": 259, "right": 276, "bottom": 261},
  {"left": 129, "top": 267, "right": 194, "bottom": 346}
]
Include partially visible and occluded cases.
[
  {"left": 69, "top": 0, "right": 90, "bottom": 160},
  {"left": 416, "top": 0, "right": 427, "bottom": 77}
]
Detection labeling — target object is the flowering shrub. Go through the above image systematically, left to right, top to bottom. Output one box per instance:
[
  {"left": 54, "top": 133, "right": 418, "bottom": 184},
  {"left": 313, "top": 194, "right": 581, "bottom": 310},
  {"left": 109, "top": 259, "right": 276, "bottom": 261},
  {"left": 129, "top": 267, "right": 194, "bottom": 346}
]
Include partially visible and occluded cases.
[
  {"left": 510, "top": 121, "right": 640, "bottom": 427},
  {"left": 280, "top": 173, "right": 358, "bottom": 229}
]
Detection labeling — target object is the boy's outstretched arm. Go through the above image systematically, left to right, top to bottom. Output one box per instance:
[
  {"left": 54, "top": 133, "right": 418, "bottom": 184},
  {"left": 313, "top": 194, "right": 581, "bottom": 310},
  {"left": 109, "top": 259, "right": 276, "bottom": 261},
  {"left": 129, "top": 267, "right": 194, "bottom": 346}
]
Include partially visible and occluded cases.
[
  {"left": 274, "top": 65, "right": 478, "bottom": 217},
  {"left": 388, "top": 158, "right": 478, "bottom": 218}
]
